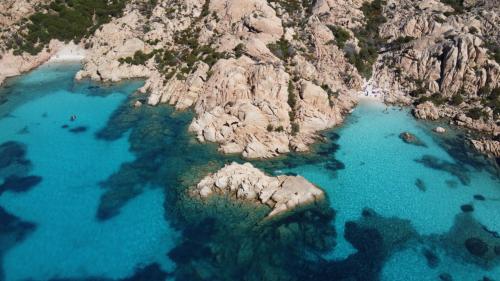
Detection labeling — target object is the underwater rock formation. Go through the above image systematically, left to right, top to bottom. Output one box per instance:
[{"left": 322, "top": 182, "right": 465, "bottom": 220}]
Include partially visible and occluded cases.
[
  {"left": 399, "top": 131, "right": 427, "bottom": 147},
  {"left": 192, "top": 162, "right": 325, "bottom": 217}
]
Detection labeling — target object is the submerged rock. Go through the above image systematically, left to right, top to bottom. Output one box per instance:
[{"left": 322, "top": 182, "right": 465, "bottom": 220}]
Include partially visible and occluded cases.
[
  {"left": 69, "top": 126, "right": 88, "bottom": 133},
  {"left": 399, "top": 132, "right": 426, "bottom": 147},
  {"left": 192, "top": 162, "right": 325, "bottom": 218},
  {"left": 0, "top": 175, "right": 42, "bottom": 194},
  {"left": 474, "top": 194, "right": 486, "bottom": 201},
  {"left": 461, "top": 204, "right": 474, "bottom": 213},
  {"left": 465, "top": 238, "right": 489, "bottom": 257},
  {"left": 422, "top": 247, "right": 440, "bottom": 268}
]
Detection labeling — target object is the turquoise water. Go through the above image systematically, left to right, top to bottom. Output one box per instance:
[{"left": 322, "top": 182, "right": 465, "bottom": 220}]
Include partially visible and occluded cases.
[
  {"left": 0, "top": 64, "right": 499, "bottom": 281},
  {"left": 0, "top": 64, "right": 177, "bottom": 281},
  {"left": 284, "top": 101, "right": 500, "bottom": 280}
]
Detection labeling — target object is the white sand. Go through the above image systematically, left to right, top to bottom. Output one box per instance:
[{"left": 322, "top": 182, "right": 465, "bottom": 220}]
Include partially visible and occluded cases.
[
  {"left": 48, "top": 42, "right": 86, "bottom": 62},
  {"left": 358, "top": 79, "right": 385, "bottom": 101}
]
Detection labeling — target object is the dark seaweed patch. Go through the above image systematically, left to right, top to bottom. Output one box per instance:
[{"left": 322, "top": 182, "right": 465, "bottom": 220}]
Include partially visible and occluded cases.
[
  {"left": 69, "top": 126, "right": 88, "bottom": 133},
  {"left": 0, "top": 141, "right": 32, "bottom": 178},
  {"left": 0, "top": 141, "right": 30, "bottom": 170},
  {"left": 415, "top": 155, "right": 470, "bottom": 185},
  {"left": 0, "top": 175, "right": 42, "bottom": 194},
  {"left": 415, "top": 178, "right": 426, "bottom": 192},
  {"left": 474, "top": 194, "right": 486, "bottom": 201},
  {"left": 461, "top": 204, "right": 474, "bottom": 213},
  {"left": 0, "top": 207, "right": 36, "bottom": 281},
  {"left": 306, "top": 208, "right": 419, "bottom": 281},
  {"left": 434, "top": 213, "right": 500, "bottom": 268},
  {"left": 422, "top": 247, "right": 440, "bottom": 268},
  {"left": 48, "top": 262, "right": 170, "bottom": 281}
]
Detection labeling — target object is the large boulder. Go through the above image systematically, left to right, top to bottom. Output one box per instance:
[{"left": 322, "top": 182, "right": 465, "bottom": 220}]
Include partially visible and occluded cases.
[{"left": 192, "top": 162, "right": 325, "bottom": 217}]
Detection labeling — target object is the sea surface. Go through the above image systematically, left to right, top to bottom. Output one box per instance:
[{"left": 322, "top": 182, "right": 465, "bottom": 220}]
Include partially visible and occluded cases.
[{"left": 0, "top": 64, "right": 499, "bottom": 281}]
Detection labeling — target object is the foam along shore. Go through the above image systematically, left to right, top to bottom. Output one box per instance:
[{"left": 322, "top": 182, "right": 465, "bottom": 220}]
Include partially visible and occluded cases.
[
  {"left": 0, "top": 40, "right": 85, "bottom": 86},
  {"left": 47, "top": 42, "right": 86, "bottom": 63}
]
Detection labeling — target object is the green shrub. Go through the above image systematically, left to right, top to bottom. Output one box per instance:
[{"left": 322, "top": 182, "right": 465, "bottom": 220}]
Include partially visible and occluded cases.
[
  {"left": 15, "top": 0, "right": 128, "bottom": 55},
  {"left": 200, "top": 0, "right": 211, "bottom": 18},
  {"left": 348, "top": 0, "right": 387, "bottom": 78},
  {"left": 440, "top": 0, "right": 465, "bottom": 14},
  {"left": 327, "top": 25, "right": 350, "bottom": 49},
  {"left": 387, "top": 36, "right": 415, "bottom": 49},
  {"left": 267, "top": 37, "right": 294, "bottom": 61},
  {"left": 484, "top": 40, "right": 500, "bottom": 64},
  {"left": 234, "top": 43, "right": 245, "bottom": 58},
  {"left": 119, "top": 50, "right": 155, "bottom": 65},
  {"left": 481, "top": 87, "right": 499, "bottom": 116},
  {"left": 416, "top": 93, "right": 446, "bottom": 106},
  {"left": 449, "top": 93, "right": 464, "bottom": 105},
  {"left": 466, "top": 107, "right": 486, "bottom": 120},
  {"left": 291, "top": 123, "right": 300, "bottom": 136},
  {"left": 267, "top": 124, "right": 274, "bottom": 132},
  {"left": 275, "top": 126, "right": 284, "bottom": 132}
]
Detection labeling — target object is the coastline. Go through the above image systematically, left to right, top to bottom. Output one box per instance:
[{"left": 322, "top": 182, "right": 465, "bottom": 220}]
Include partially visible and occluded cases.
[
  {"left": 0, "top": 41, "right": 86, "bottom": 87},
  {"left": 47, "top": 42, "right": 86, "bottom": 63}
]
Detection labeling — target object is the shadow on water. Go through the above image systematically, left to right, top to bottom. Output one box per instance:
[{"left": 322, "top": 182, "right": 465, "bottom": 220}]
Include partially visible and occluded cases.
[
  {"left": 0, "top": 141, "right": 40, "bottom": 281},
  {"left": 0, "top": 207, "right": 36, "bottom": 281}
]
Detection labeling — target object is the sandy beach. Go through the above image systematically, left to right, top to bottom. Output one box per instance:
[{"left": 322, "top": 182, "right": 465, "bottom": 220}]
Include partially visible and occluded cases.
[{"left": 47, "top": 42, "right": 86, "bottom": 63}]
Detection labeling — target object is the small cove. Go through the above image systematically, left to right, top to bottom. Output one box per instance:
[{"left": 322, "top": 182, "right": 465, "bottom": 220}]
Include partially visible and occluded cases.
[{"left": 0, "top": 64, "right": 499, "bottom": 281}]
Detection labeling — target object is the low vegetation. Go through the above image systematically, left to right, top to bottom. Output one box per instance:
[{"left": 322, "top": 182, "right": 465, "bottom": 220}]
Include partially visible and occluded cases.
[
  {"left": 11, "top": 0, "right": 128, "bottom": 55},
  {"left": 347, "top": 0, "right": 387, "bottom": 78},
  {"left": 440, "top": 0, "right": 465, "bottom": 14},
  {"left": 327, "top": 25, "right": 350, "bottom": 49},
  {"left": 267, "top": 37, "right": 294, "bottom": 61},
  {"left": 484, "top": 40, "right": 500, "bottom": 64},
  {"left": 287, "top": 81, "right": 300, "bottom": 135},
  {"left": 479, "top": 87, "right": 499, "bottom": 117},
  {"left": 466, "top": 107, "right": 487, "bottom": 120}
]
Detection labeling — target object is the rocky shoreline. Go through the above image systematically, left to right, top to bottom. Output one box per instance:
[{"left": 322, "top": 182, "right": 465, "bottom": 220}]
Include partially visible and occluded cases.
[{"left": 1, "top": 0, "right": 499, "bottom": 216}]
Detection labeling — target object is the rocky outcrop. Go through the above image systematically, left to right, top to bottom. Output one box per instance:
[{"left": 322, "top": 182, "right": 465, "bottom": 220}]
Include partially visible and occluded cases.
[
  {"left": 3, "top": 0, "right": 498, "bottom": 157},
  {"left": 71, "top": 0, "right": 362, "bottom": 158},
  {"left": 372, "top": 0, "right": 499, "bottom": 138},
  {"left": 413, "top": 101, "right": 440, "bottom": 120},
  {"left": 399, "top": 132, "right": 426, "bottom": 147},
  {"left": 470, "top": 139, "right": 500, "bottom": 157},
  {"left": 192, "top": 162, "right": 325, "bottom": 217}
]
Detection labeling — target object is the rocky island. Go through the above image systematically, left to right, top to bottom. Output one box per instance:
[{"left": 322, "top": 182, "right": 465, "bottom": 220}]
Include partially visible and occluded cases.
[{"left": 192, "top": 162, "right": 325, "bottom": 217}]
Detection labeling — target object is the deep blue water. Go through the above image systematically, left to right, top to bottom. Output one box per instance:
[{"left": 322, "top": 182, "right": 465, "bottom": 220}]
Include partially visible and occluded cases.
[{"left": 0, "top": 64, "right": 499, "bottom": 281}]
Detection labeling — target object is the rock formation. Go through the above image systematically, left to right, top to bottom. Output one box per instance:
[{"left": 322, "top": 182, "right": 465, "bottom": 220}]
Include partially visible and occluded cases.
[
  {"left": 1, "top": 0, "right": 499, "bottom": 159},
  {"left": 72, "top": 0, "right": 362, "bottom": 158},
  {"left": 372, "top": 0, "right": 499, "bottom": 145},
  {"left": 470, "top": 139, "right": 500, "bottom": 157},
  {"left": 192, "top": 162, "right": 325, "bottom": 217}
]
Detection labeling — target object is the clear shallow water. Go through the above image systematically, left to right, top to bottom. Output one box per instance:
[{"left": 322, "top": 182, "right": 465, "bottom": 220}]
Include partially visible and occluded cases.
[
  {"left": 0, "top": 64, "right": 177, "bottom": 281},
  {"left": 0, "top": 65, "right": 499, "bottom": 281},
  {"left": 284, "top": 100, "right": 500, "bottom": 280}
]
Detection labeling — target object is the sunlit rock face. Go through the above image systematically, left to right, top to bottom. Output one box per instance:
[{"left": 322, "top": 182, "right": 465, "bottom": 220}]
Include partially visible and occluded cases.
[{"left": 192, "top": 162, "right": 325, "bottom": 217}]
